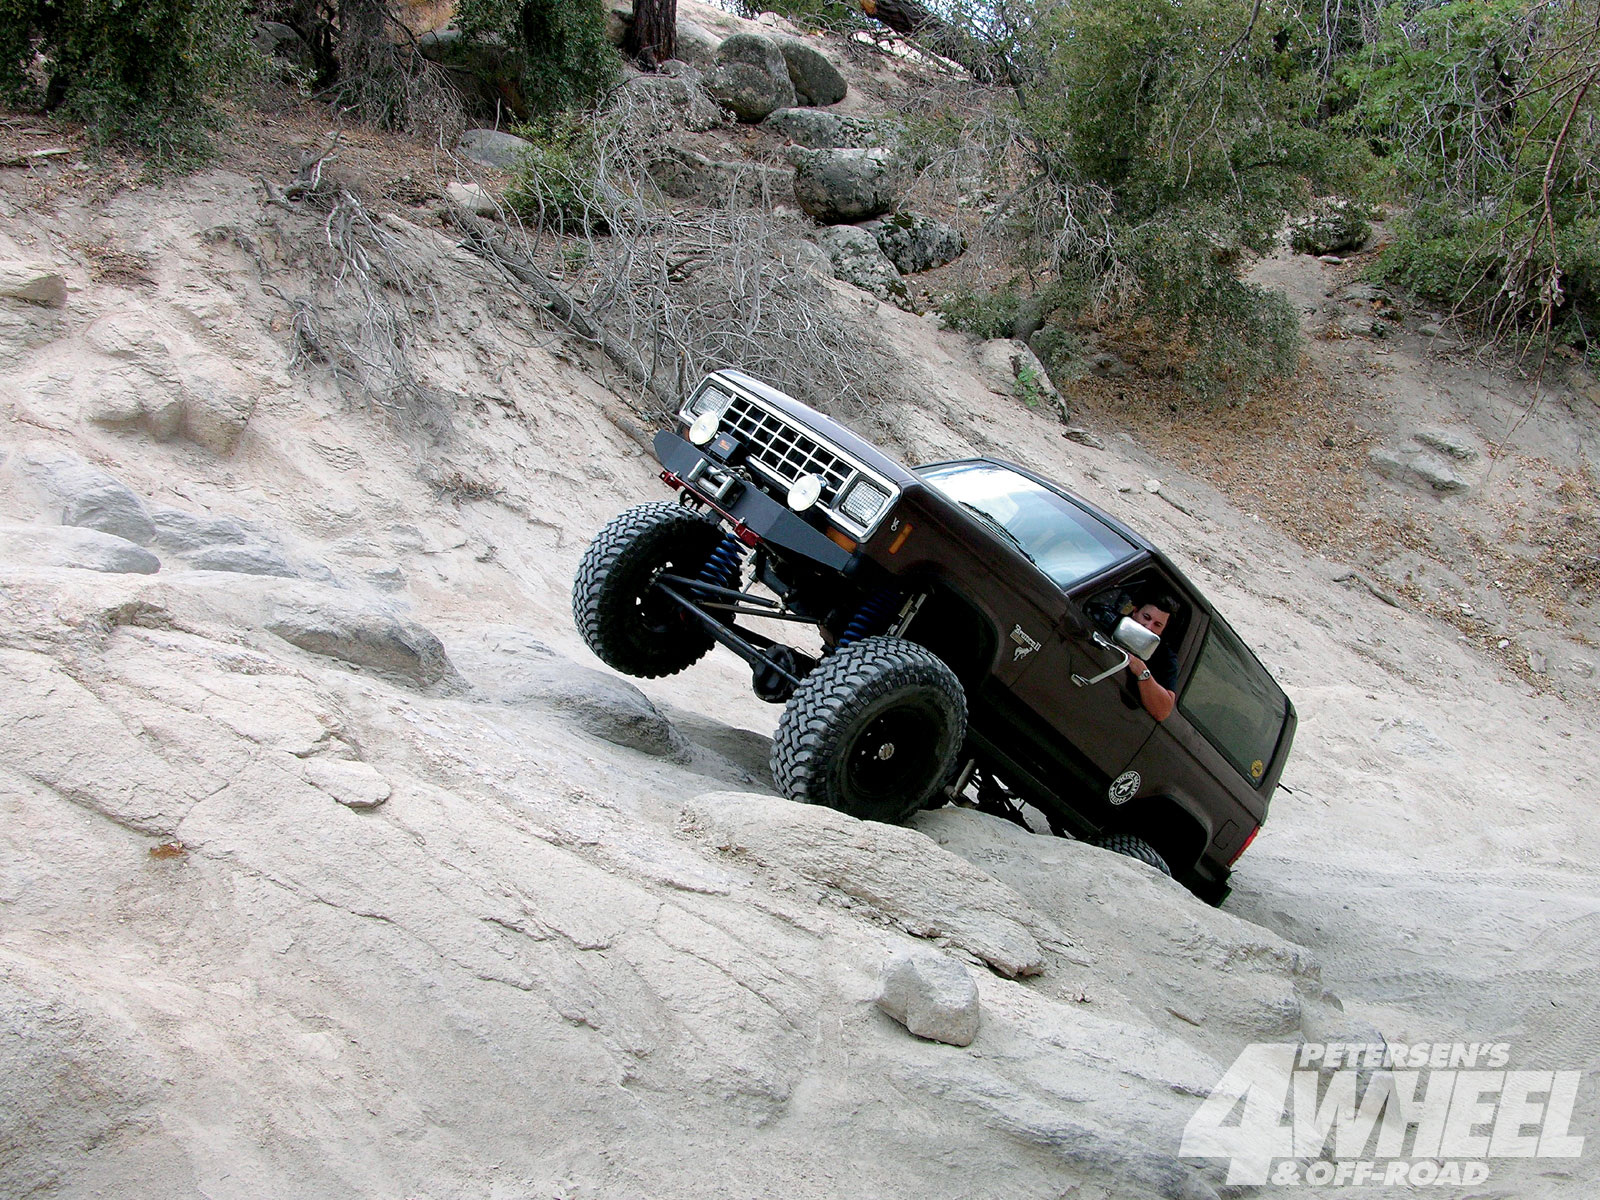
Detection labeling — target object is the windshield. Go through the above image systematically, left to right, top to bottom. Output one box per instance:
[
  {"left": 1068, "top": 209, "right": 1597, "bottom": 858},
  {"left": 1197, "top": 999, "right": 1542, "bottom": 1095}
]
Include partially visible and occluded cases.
[{"left": 918, "top": 461, "right": 1137, "bottom": 588}]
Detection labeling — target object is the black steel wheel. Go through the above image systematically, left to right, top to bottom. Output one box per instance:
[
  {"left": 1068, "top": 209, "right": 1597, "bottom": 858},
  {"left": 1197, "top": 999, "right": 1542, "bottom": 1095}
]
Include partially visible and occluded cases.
[
  {"left": 572, "top": 502, "right": 724, "bottom": 678},
  {"left": 771, "top": 636, "right": 966, "bottom": 824},
  {"left": 1091, "top": 832, "right": 1172, "bottom": 877}
]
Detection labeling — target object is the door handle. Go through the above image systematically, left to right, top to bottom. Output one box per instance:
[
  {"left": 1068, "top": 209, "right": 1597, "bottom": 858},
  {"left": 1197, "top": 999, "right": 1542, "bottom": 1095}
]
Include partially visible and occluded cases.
[{"left": 1071, "top": 632, "right": 1130, "bottom": 687}]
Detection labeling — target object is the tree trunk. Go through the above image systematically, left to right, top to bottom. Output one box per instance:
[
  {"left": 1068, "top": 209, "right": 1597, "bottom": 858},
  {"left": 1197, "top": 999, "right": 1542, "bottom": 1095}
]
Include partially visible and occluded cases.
[
  {"left": 626, "top": 0, "right": 677, "bottom": 69},
  {"left": 856, "top": 0, "right": 1010, "bottom": 84},
  {"left": 857, "top": 0, "right": 937, "bottom": 36}
]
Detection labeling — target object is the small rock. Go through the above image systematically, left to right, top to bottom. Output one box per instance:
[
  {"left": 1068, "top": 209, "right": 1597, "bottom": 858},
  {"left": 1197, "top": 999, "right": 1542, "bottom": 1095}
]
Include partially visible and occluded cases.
[
  {"left": 778, "top": 38, "right": 847, "bottom": 106},
  {"left": 457, "top": 128, "right": 532, "bottom": 171},
  {"left": 445, "top": 181, "right": 498, "bottom": 217},
  {"left": 1289, "top": 199, "right": 1371, "bottom": 256},
  {"left": 1317, "top": 255, "right": 1343, "bottom": 265},
  {"left": 0, "top": 263, "right": 68, "bottom": 307},
  {"left": 1333, "top": 282, "right": 1387, "bottom": 305},
  {"left": 1417, "top": 322, "right": 1443, "bottom": 338},
  {"left": 977, "top": 339, "right": 1058, "bottom": 408},
  {"left": 1062, "top": 428, "right": 1105, "bottom": 450},
  {"left": 1413, "top": 429, "right": 1479, "bottom": 462},
  {"left": 1368, "top": 446, "right": 1468, "bottom": 494},
  {"left": 1143, "top": 479, "right": 1162, "bottom": 494},
  {"left": 149, "top": 506, "right": 259, "bottom": 552},
  {"left": 0, "top": 523, "right": 160, "bottom": 574},
  {"left": 180, "top": 544, "right": 298, "bottom": 578},
  {"left": 267, "top": 596, "right": 455, "bottom": 687},
  {"left": 1497, "top": 638, "right": 1510, "bottom": 649},
  {"left": 1528, "top": 650, "right": 1547, "bottom": 674},
  {"left": 505, "top": 663, "right": 688, "bottom": 759},
  {"left": 303, "top": 758, "right": 391, "bottom": 809},
  {"left": 876, "top": 947, "right": 980, "bottom": 1047}
]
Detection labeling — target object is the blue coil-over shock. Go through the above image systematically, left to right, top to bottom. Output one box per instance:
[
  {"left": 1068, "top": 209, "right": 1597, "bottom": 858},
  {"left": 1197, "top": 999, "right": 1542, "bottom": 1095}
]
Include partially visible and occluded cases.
[
  {"left": 698, "top": 533, "right": 746, "bottom": 591},
  {"left": 836, "top": 588, "right": 901, "bottom": 648}
]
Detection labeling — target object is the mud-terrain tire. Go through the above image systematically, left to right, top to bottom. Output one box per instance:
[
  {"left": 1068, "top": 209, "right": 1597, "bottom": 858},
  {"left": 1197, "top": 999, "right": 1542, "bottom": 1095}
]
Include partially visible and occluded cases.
[
  {"left": 573, "top": 502, "right": 724, "bottom": 678},
  {"left": 772, "top": 635, "right": 966, "bottom": 824},
  {"left": 1092, "top": 832, "right": 1172, "bottom": 876}
]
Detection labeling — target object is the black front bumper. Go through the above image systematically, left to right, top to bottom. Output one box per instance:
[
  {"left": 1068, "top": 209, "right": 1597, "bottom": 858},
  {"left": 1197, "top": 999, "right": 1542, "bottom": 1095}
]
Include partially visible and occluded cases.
[{"left": 654, "top": 430, "right": 855, "bottom": 572}]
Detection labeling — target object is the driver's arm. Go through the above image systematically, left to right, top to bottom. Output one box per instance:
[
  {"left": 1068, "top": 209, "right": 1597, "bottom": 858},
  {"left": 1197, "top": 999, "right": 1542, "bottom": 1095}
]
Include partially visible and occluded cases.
[{"left": 1125, "top": 655, "right": 1175, "bottom": 722}]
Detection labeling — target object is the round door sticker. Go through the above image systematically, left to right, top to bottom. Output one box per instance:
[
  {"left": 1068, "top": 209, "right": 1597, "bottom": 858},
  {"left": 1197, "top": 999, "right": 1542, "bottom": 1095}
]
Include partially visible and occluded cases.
[
  {"left": 1250, "top": 759, "right": 1265, "bottom": 779},
  {"left": 1108, "top": 770, "right": 1140, "bottom": 805}
]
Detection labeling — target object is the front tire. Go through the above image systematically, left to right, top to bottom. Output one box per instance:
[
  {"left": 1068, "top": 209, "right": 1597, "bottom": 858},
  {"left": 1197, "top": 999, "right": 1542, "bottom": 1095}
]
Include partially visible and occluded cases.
[
  {"left": 573, "top": 502, "right": 723, "bottom": 678},
  {"left": 771, "top": 636, "right": 966, "bottom": 824}
]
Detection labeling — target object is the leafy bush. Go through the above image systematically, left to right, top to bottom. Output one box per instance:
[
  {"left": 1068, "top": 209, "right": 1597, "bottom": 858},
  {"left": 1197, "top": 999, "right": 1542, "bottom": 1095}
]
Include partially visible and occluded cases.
[
  {"left": 0, "top": 0, "right": 252, "bottom": 162},
  {"left": 456, "top": 0, "right": 618, "bottom": 119},
  {"left": 909, "top": 0, "right": 1361, "bottom": 397},
  {"left": 1350, "top": 0, "right": 1600, "bottom": 349},
  {"left": 505, "top": 116, "right": 614, "bottom": 234},
  {"left": 936, "top": 284, "right": 1022, "bottom": 340}
]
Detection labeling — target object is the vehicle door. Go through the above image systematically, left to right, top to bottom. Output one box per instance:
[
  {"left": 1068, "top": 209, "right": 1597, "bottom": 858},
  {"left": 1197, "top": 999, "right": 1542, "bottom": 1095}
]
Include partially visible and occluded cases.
[{"left": 1009, "top": 560, "right": 1187, "bottom": 778}]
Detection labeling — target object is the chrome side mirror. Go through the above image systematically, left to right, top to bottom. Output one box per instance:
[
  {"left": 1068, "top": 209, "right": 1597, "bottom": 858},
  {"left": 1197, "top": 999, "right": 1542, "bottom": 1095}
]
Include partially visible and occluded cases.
[{"left": 1114, "top": 616, "right": 1160, "bottom": 660}]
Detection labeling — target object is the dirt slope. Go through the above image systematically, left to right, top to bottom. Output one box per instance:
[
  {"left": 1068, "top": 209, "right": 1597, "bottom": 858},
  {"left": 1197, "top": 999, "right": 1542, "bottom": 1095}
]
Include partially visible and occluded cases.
[{"left": 0, "top": 113, "right": 1596, "bottom": 1200}]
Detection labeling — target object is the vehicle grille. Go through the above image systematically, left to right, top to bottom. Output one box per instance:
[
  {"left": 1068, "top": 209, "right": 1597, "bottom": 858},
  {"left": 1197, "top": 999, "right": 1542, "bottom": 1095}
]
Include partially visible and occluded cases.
[{"left": 722, "top": 395, "right": 853, "bottom": 504}]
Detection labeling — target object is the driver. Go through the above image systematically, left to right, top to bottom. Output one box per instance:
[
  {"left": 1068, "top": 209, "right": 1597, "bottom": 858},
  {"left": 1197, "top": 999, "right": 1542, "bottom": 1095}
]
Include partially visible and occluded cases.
[{"left": 1086, "top": 589, "right": 1179, "bottom": 722}]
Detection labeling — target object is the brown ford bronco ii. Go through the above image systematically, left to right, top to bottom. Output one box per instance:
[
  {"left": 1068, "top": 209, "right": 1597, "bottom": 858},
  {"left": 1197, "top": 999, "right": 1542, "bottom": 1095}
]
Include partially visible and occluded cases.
[{"left": 574, "top": 369, "right": 1295, "bottom": 903}]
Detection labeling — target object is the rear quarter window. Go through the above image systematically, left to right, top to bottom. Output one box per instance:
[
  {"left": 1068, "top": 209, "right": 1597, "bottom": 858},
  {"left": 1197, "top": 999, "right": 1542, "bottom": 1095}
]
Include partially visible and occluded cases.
[{"left": 1179, "top": 619, "right": 1288, "bottom": 786}]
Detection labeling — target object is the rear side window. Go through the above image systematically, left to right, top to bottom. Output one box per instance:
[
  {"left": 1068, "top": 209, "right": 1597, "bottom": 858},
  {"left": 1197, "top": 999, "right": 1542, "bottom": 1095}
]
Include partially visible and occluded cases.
[{"left": 1179, "top": 620, "right": 1287, "bottom": 786}]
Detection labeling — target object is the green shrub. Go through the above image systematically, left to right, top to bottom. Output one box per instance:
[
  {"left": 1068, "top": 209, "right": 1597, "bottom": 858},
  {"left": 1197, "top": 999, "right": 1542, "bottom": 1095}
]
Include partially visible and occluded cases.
[
  {"left": 0, "top": 0, "right": 252, "bottom": 163},
  {"left": 456, "top": 0, "right": 617, "bottom": 118},
  {"left": 1349, "top": 0, "right": 1600, "bottom": 348},
  {"left": 505, "top": 116, "right": 613, "bottom": 233},
  {"left": 936, "top": 284, "right": 1021, "bottom": 340}
]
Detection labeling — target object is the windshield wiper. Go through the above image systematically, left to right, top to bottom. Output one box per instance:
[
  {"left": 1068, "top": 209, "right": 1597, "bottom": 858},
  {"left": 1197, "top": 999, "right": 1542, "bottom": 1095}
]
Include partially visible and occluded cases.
[{"left": 959, "top": 502, "right": 1036, "bottom": 564}]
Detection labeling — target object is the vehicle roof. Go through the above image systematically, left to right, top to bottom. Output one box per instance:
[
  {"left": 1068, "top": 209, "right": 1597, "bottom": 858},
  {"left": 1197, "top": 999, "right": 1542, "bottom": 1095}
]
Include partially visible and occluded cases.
[{"left": 702, "top": 370, "right": 1289, "bottom": 704}]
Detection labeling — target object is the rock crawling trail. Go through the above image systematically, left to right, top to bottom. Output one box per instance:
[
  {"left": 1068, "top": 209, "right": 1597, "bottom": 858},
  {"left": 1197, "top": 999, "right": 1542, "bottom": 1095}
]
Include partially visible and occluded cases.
[{"left": 0, "top": 155, "right": 1596, "bottom": 1199}]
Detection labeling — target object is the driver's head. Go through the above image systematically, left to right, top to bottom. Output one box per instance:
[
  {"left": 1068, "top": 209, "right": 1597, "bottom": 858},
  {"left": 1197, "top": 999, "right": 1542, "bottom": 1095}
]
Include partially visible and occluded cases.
[{"left": 1132, "top": 593, "right": 1178, "bottom": 637}]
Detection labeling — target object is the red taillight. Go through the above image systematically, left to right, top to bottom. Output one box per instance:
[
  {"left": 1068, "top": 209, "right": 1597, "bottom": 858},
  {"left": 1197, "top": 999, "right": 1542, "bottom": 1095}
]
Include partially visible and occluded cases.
[{"left": 1228, "top": 824, "right": 1261, "bottom": 866}]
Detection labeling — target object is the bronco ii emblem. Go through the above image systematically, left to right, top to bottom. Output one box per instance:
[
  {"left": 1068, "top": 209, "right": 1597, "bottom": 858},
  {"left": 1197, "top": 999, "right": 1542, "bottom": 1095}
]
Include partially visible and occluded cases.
[
  {"left": 1009, "top": 624, "right": 1041, "bottom": 662},
  {"left": 1108, "top": 770, "right": 1140, "bottom": 805}
]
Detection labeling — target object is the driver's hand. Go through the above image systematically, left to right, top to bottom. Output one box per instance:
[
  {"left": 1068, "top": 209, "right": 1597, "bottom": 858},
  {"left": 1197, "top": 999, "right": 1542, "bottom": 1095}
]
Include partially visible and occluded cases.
[{"left": 1126, "top": 655, "right": 1147, "bottom": 676}]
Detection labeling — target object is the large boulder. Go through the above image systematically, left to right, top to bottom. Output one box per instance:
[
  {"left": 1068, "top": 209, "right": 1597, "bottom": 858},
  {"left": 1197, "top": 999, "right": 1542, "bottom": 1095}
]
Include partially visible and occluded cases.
[
  {"left": 673, "top": 20, "right": 721, "bottom": 71},
  {"left": 705, "top": 33, "right": 795, "bottom": 123},
  {"left": 778, "top": 39, "right": 847, "bottom": 106},
  {"left": 620, "top": 62, "right": 725, "bottom": 133},
  {"left": 763, "top": 107, "right": 893, "bottom": 150},
  {"left": 457, "top": 128, "right": 533, "bottom": 171},
  {"left": 792, "top": 147, "right": 900, "bottom": 224},
  {"left": 1289, "top": 199, "right": 1371, "bottom": 256},
  {"left": 861, "top": 211, "right": 965, "bottom": 274},
  {"left": 812, "top": 226, "right": 908, "bottom": 307}
]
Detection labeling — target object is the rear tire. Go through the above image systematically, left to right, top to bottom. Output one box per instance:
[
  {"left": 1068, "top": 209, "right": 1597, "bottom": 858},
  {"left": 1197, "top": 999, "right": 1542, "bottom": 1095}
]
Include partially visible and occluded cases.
[
  {"left": 573, "top": 502, "right": 723, "bottom": 678},
  {"left": 772, "top": 636, "right": 966, "bottom": 824},
  {"left": 1091, "top": 832, "right": 1172, "bottom": 876}
]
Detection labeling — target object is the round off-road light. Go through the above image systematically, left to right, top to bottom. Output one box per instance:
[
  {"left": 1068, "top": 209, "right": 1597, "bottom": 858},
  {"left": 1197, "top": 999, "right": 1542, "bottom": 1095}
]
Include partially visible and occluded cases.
[
  {"left": 689, "top": 410, "right": 720, "bottom": 446},
  {"left": 787, "top": 473, "right": 825, "bottom": 512}
]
